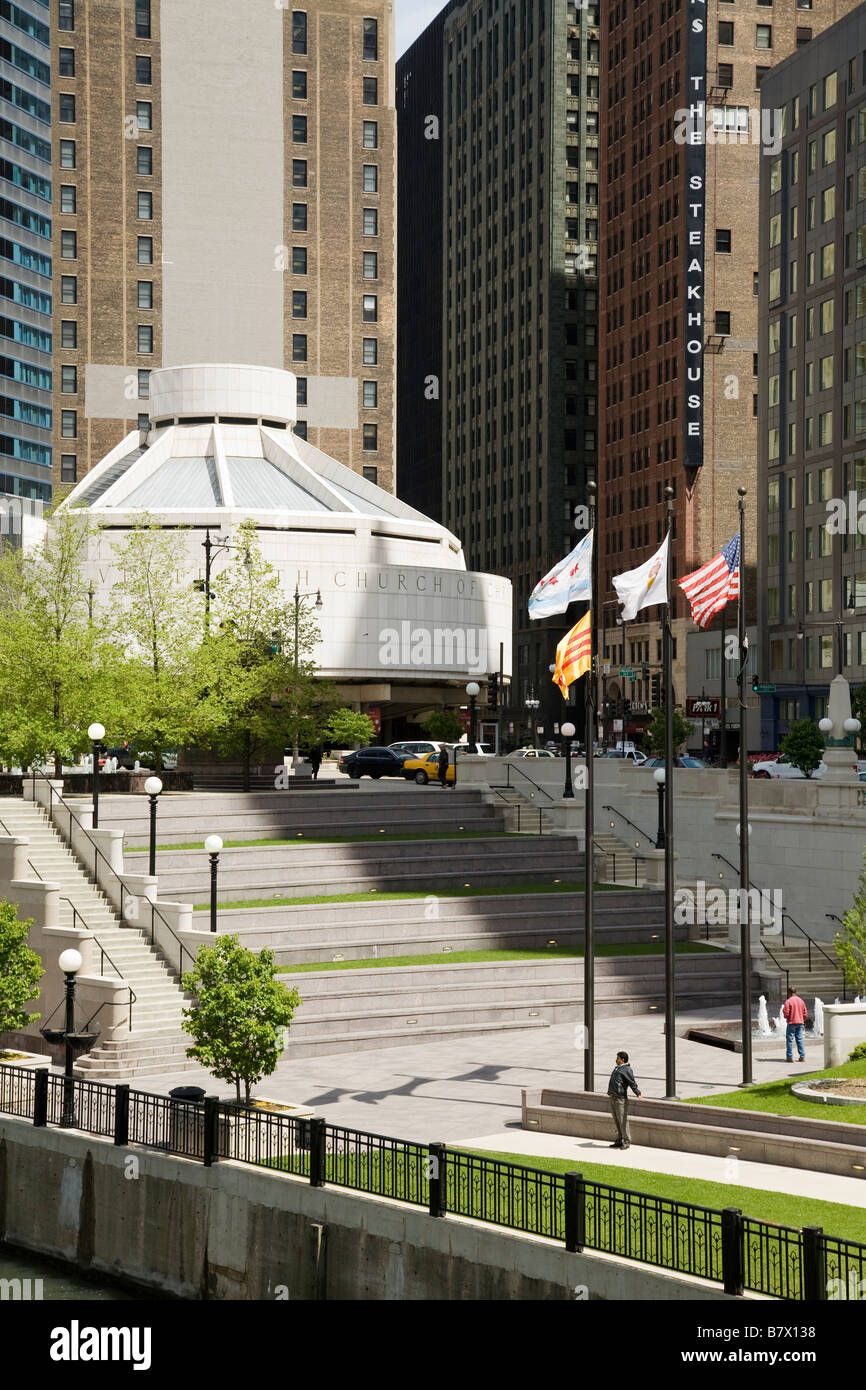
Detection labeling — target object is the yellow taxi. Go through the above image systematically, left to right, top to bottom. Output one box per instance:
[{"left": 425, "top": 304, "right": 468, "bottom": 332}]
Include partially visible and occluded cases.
[{"left": 401, "top": 750, "right": 454, "bottom": 784}]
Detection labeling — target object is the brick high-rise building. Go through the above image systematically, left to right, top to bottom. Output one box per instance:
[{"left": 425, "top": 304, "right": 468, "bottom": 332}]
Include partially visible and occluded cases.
[
  {"left": 51, "top": 0, "right": 396, "bottom": 492},
  {"left": 598, "top": 0, "right": 857, "bottom": 745}
]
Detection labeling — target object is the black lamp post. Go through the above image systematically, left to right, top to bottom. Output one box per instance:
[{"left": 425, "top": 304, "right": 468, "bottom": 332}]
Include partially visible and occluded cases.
[
  {"left": 466, "top": 681, "right": 480, "bottom": 747},
  {"left": 525, "top": 696, "right": 540, "bottom": 746},
  {"left": 561, "top": 720, "right": 576, "bottom": 798},
  {"left": 88, "top": 721, "right": 105, "bottom": 828},
  {"left": 653, "top": 766, "right": 666, "bottom": 849},
  {"left": 144, "top": 776, "right": 162, "bottom": 877},
  {"left": 205, "top": 835, "right": 222, "bottom": 933},
  {"left": 58, "top": 948, "right": 82, "bottom": 1127}
]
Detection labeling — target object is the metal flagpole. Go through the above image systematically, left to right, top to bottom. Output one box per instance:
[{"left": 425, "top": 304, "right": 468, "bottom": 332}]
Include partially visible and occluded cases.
[
  {"left": 583, "top": 482, "right": 597, "bottom": 1092},
  {"left": 663, "top": 486, "right": 676, "bottom": 1099},
  {"left": 738, "top": 486, "right": 754, "bottom": 1087},
  {"left": 720, "top": 605, "right": 727, "bottom": 769}
]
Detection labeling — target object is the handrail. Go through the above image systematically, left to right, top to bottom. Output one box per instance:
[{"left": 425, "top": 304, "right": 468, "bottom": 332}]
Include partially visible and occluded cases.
[
  {"left": 489, "top": 761, "right": 556, "bottom": 802},
  {"left": 29, "top": 768, "right": 197, "bottom": 976},
  {"left": 486, "top": 786, "right": 546, "bottom": 835},
  {"left": 602, "top": 804, "right": 655, "bottom": 848},
  {"left": 591, "top": 837, "right": 641, "bottom": 888},
  {"left": 712, "top": 851, "right": 847, "bottom": 996},
  {"left": 27, "top": 858, "right": 42, "bottom": 880}
]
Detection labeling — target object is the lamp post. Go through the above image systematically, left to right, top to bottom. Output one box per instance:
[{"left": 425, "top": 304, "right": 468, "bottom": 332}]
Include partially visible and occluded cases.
[
  {"left": 736, "top": 486, "right": 753, "bottom": 1089},
  {"left": 291, "top": 585, "right": 324, "bottom": 767},
  {"left": 466, "top": 681, "right": 480, "bottom": 747},
  {"left": 524, "top": 696, "right": 540, "bottom": 746},
  {"left": 87, "top": 721, "right": 105, "bottom": 828},
  {"left": 561, "top": 721, "right": 576, "bottom": 798},
  {"left": 653, "top": 766, "right": 666, "bottom": 849},
  {"left": 144, "top": 776, "right": 162, "bottom": 878},
  {"left": 205, "top": 835, "right": 222, "bottom": 934},
  {"left": 58, "top": 948, "right": 82, "bottom": 1127}
]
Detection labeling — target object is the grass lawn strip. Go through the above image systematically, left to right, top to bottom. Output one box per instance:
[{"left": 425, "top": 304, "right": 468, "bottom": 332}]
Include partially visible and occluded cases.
[
  {"left": 130, "top": 831, "right": 533, "bottom": 851},
  {"left": 192, "top": 881, "right": 634, "bottom": 910},
  {"left": 277, "top": 942, "right": 718, "bottom": 973},
  {"left": 686, "top": 1057, "right": 866, "bottom": 1127}
]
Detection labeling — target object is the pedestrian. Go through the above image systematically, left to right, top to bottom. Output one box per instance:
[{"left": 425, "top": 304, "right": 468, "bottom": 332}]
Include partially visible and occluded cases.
[
  {"left": 437, "top": 746, "right": 449, "bottom": 788},
  {"left": 309, "top": 747, "right": 322, "bottom": 780},
  {"left": 782, "top": 986, "right": 808, "bottom": 1062},
  {"left": 607, "top": 1049, "right": 642, "bottom": 1149}
]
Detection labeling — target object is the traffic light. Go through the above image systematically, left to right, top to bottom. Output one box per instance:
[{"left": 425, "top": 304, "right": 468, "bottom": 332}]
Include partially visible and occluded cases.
[
  {"left": 269, "top": 630, "right": 282, "bottom": 654},
  {"left": 488, "top": 672, "right": 499, "bottom": 708},
  {"left": 651, "top": 672, "right": 662, "bottom": 708},
  {"left": 752, "top": 674, "right": 760, "bottom": 693},
  {"left": 623, "top": 699, "right": 632, "bottom": 720}
]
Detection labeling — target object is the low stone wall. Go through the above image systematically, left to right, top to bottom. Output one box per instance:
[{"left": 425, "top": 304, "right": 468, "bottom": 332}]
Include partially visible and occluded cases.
[{"left": 0, "top": 1116, "right": 740, "bottom": 1302}]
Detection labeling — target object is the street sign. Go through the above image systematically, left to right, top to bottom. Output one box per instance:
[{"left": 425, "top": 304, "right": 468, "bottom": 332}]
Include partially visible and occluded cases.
[
  {"left": 619, "top": 667, "right": 635, "bottom": 679},
  {"left": 754, "top": 684, "right": 776, "bottom": 694},
  {"left": 686, "top": 696, "right": 721, "bottom": 718}
]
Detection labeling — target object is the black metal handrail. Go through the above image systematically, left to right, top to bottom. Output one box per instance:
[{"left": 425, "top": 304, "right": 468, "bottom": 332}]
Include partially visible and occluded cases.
[
  {"left": 489, "top": 761, "right": 556, "bottom": 802},
  {"left": 29, "top": 768, "right": 196, "bottom": 976},
  {"left": 487, "top": 786, "right": 547, "bottom": 835},
  {"left": 602, "top": 803, "right": 655, "bottom": 848},
  {"left": 591, "top": 837, "right": 641, "bottom": 888}
]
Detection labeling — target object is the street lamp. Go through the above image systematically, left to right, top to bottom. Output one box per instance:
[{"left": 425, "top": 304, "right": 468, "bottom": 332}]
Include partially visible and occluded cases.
[
  {"left": 291, "top": 586, "right": 324, "bottom": 767},
  {"left": 466, "top": 681, "right": 480, "bottom": 747},
  {"left": 525, "top": 696, "right": 540, "bottom": 747},
  {"left": 561, "top": 721, "right": 576, "bottom": 798},
  {"left": 87, "top": 722, "right": 105, "bottom": 828},
  {"left": 653, "top": 766, "right": 666, "bottom": 849},
  {"left": 144, "top": 776, "right": 163, "bottom": 877},
  {"left": 204, "top": 835, "right": 223, "bottom": 934},
  {"left": 58, "top": 948, "right": 82, "bottom": 1127}
]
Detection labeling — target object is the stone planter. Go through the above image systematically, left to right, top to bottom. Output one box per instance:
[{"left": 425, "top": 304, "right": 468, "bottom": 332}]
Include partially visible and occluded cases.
[
  {"left": 0, "top": 1049, "right": 51, "bottom": 1069},
  {"left": 0, "top": 1050, "right": 50, "bottom": 1118}
]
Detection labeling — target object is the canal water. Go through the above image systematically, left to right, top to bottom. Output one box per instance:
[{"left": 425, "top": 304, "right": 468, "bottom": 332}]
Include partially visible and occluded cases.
[{"left": 0, "top": 1243, "right": 159, "bottom": 1300}]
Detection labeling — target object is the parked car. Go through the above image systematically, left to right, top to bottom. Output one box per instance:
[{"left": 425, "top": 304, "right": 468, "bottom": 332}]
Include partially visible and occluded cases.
[
  {"left": 388, "top": 740, "right": 445, "bottom": 757},
  {"left": 453, "top": 742, "right": 495, "bottom": 756},
  {"left": 338, "top": 747, "right": 408, "bottom": 780},
  {"left": 506, "top": 747, "right": 557, "bottom": 758},
  {"left": 602, "top": 749, "right": 648, "bottom": 765},
  {"left": 402, "top": 750, "right": 454, "bottom": 784},
  {"left": 751, "top": 755, "right": 829, "bottom": 779},
  {"left": 643, "top": 756, "right": 709, "bottom": 770}
]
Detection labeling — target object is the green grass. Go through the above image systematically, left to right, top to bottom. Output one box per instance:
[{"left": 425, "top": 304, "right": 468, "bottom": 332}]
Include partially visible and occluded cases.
[
  {"left": 130, "top": 830, "right": 528, "bottom": 852},
  {"left": 192, "top": 881, "right": 634, "bottom": 911},
  {"left": 278, "top": 942, "right": 719, "bottom": 973},
  {"left": 686, "top": 1057, "right": 866, "bottom": 1127}
]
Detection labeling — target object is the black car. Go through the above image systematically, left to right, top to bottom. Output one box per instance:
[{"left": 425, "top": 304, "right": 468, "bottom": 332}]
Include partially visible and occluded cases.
[{"left": 338, "top": 747, "right": 408, "bottom": 780}]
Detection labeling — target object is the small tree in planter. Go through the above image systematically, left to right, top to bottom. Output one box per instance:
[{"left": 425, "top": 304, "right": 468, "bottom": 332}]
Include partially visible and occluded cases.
[
  {"left": 643, "top": 706, "right": 694, "bottom": 758},
  {"left": 421, "top": 710, "right": 464, "bottom": 744},
  {"left": 779, "top": 719, "right": 824, "bottom": 777},
  {"left": 834, "top": 847, "right": 866, "bottom": 996},
  {"left": 0, "top": 900, "right": 44, "bottom": 1048},
  {"left": 181, "top": 935, "right": 301, "bottom": 1103}
]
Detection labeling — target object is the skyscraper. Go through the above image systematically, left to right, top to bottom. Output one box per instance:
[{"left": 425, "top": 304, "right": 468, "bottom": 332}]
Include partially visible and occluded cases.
[
  {"left": 0, "top": 0, "right": 53, "bottom": 510},
  {"left": 51, "top": 0, "right": 395, "bottom": 492}
]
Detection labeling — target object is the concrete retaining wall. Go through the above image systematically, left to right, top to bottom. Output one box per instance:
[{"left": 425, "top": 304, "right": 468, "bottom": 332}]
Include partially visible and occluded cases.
[{"left": 0, "top": 1116, "right": 741, "bottom": 1302}]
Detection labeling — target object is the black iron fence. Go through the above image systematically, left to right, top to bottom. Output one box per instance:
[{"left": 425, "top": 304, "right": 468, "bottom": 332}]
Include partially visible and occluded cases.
[{"left": 2, "top": 1062, "right": 863, "bottom": 1302}]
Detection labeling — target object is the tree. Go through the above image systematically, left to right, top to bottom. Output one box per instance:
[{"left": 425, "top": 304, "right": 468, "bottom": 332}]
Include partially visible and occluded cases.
[
  {"left": 643, "top": 706, "right": 694, "bottom": 758},
  {"left": 323, "top": 708, "right": 375, "bottom": 750},
  {"left": 422, "top": 710, "right": 464, "bottom": 743},
  {"left": 779, "top": 718, "right": 824, "bottom": 777},
  {"left": 834, "top": 846, "right": 866, "bottom": 996},
  {"left": 0, "top": 900, "right": 44, "bottom": 1037},
  {"left": 181, "top": 935, "right": 301, "bottom": 1103}
]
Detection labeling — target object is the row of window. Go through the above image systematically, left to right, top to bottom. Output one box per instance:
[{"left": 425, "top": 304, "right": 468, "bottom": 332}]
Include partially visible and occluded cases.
[
  {"left": 1, "top": 0, "right": 49, "bottom": 47},
  {"left": 59, "top": 0, "right": 150, "bottom": 37},
  {"left": 290, "top": 11, "right": 377, "bottom": 61},
  {"left": 58, "top": 46, "right": 151, "bottom": 83},
  {"left": 0, "top": 114, "right": 50, "bottom": 163},
  {"left": 59, "top": 231, "right": 156, "bottom": 264},
  {"left": 292, "top": 334, "right": 379, "bottom": 366}
]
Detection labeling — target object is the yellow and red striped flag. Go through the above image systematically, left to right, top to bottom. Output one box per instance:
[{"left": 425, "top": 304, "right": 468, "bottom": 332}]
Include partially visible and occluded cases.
[{"left": 552, "top": 611, "right": 591, "bottom": 698}]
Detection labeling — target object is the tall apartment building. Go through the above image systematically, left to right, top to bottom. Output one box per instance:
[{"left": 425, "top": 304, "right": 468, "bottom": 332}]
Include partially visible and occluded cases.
[
  {"left": 0, "top": 0, "right": 52, "bottom": 508},
  {"left": 51, "top": 0, "right": 395, "bottom": 492},
  {"left": 400, "top": 0, "right": 601, "bottom": 735},
  {"left": 598, "top": 0, "right": 856, "bottom": 742},
  {"left": 758, "top": 3, "right": 866, "bottom": 748}
]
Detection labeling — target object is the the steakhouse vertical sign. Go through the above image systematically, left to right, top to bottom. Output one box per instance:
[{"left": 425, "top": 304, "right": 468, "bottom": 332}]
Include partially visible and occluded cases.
[{"left": 685, "top": 0, "right": 707, "bottom": 469}]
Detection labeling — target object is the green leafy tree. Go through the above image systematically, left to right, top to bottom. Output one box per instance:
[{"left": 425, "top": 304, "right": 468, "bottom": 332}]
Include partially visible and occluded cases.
[
  {"left": 643, "top": 706, "right": 694, "bottom": 758},
  {"left": 324, "top": 709, "right": 375, "bottom": 750},
  {"left": 422, "top": 710, "right": 464, "bottom": 743},
  {"left": 779, "top": 718, "right": 824, "bottom": 777},
  {"left": 834, "top": 847, "right": 866, "bottom": 996},
  {"left": 0, "top": 900, "right": 44, "bottom": 1037},
  {"left": 181, "top": 935, "right": 301, "bottom": 1103}
]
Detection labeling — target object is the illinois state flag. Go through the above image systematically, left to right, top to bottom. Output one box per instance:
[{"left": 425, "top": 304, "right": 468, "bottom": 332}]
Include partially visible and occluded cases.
[
  {"left": 528, "top": 530, "right": 593, "bottom": 619},
  {"left": 612, "top": 532, "right": 670, "bottom": 622},
  {"left": 552, "top": 611, "right": 591, "bottom": 697}
]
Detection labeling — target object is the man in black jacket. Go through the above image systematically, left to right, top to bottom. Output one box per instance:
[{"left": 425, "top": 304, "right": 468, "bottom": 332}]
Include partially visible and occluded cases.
[{"left": 607, "top": 1050, "right": 642, "bottom": 1149}]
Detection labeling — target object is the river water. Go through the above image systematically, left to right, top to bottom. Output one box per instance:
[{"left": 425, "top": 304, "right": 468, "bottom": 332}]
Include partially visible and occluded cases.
[{"left": 0, "top": 1243, "right": 147, "bottom": 1300}]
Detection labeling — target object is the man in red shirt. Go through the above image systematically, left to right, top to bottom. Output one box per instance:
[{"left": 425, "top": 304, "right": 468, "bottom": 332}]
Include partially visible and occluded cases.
[{"left": 782, "top": 987, "right": 808, "bottom": 1062}]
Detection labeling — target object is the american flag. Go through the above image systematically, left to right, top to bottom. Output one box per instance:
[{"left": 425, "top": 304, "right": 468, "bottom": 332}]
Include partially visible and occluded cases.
[{"left": 678, "top": 533, "right": 740, "bottom": 629}]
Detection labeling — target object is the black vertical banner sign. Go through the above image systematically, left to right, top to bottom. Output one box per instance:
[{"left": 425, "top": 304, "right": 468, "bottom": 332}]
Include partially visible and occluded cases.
[{"left": 685, "top": 0, "right": 707, "bottom": 470}]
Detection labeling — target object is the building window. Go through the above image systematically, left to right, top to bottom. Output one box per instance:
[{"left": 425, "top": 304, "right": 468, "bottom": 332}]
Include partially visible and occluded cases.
[
  {"left": 58, "top": 0, "right": 74, "bottom": 32},
  {"left": 135, "top": 1, "right": 151, "bottom": 39},
  {"left": 292, "top": 11, "right": 307, "bottom": 55},
  {"left": 363, "top": 17, "right": 378, "bottom": 61},
  {"left": 718, "top": 21, "right": 734, "bottom": 45},
  {"left": 756, "top": 24, "right": 772, "bottom": 49},
  {"left": 796, "top": 27, "right": 812, "bottom": 46},
  {"left": 58, "top": 48, "right": 75, "bottom": 77},
  {"left": 136, "top": 55, "right": 151, "bottom": 84},
  {"left": 292, "top": 70, "right": 307, "bottom": 100},
  {"left": 824, "top": 72, "right": 837, "bottom": 108},
  {"left": 363, "top": 77, "right": 378, "bottom": 106},
  {"left": 59, "top": 93, "right": 75, "bottom": 123},
  {"left": 137, "top": 102, "right": 152, "bottom": 131},
  {"left": 292, "top": 115, "right": 307, "bottom": 143},
  {"left": 362, "top": 121, "right": 378, "bottom": 149},
  {"left": 823, "top": 129, "right": 836, "bottom": 165},
  {"left": 60, "top": 139, "right": 76, "bottom": 169},
  {"left": 137, "top": 146, "right": 153, "bottom": 175},
  {"left": 292, "top": 160, "right": 307, "bottom": 187},
  {"left": 363, "top": 164, "right": 378, "bottom": 192},
  {"left": 60, "top": 185, "right": 76, "bottom": 214},
  {"left": 137, "top": 191, "right": 153, "bottom": 219},
  {"left": 293, "top": 203, "right": 307, "bottom": 231},
  {"left": 363, "top": 208, "right": 378, "bottom": 236},
  {"left": 715, "top": 229, "right": 731, "bottom": 252},
  {"left": 61, "top": 230, "right": 77, "bottom": 259},
  {"left": 137, "top": 236, "right": 153, "bottom": 264},
  {"left": 292, "top": 246, "right": 307, "bottom": 274},
  {"left": 363, "top": 251, "right": 378, "bottom": 279},
  {"left": 61, "top": 276, "right": 77, "bottom": 304},
  {"left": 138, "top": 281, "right": 153, "bottom": 309},
  {"left": 292, "top": 290, "right": 307, "bottom": 317},
  {"left": 362, "top": 294, "right": 377, "bottom": 322},
  {"left": 715, "top": 311, "right": 731, "bottom": 334},
  {"left": 61, "top": 320, "right": 77, "bottom": 348},
  {"left": 137, "top": 324, "right": 153, "bottom": 354},
  {"left": 292, "top": 333, "right": 307, "bottom": 362},
  {"left": 362, "top": 337, "right": 377, "bottom": 365},
  {"left": 61, "top": 365, "right": 77, "bottom": 393},
  {"left": 138, "top": 369, "right": 150, "bottom": 398},
  {"left": 294, "top": 377, "right": 308, "bottom": 407},
  {"left": 362, "top": 379, "right": 377, "bottom": 408},
  {"left": 61, "top": 409, "right": 76, "bottom": 438},
  {"left": 138, "top": 414, "right": 150, "bottom": 431},
  {"left": 295, "top": 420, "right": 308, "bottom": 439},
  {"left": 363, "top": 423, "right": 378, "bottom": 451},
  {"left": 60, "top": 455, "right": 77, "bottom": 483},
  {"left": 362, "top": 464, "right": 378, "bottom": 484}
]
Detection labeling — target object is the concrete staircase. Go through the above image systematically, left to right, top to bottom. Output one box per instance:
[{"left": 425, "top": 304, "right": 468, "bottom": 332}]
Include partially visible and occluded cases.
[
  {"left": 485, "top": 787, "right": 556, "bottom": 834},
  {"left": 0, "top": 798, "right": 195, "bottom": 1080},
  {"left": 589, "top": 833, "right": 647, "bottom": 887},
  {"left": 755, "top": 940, "right": 851, "bottom": 1004}
]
